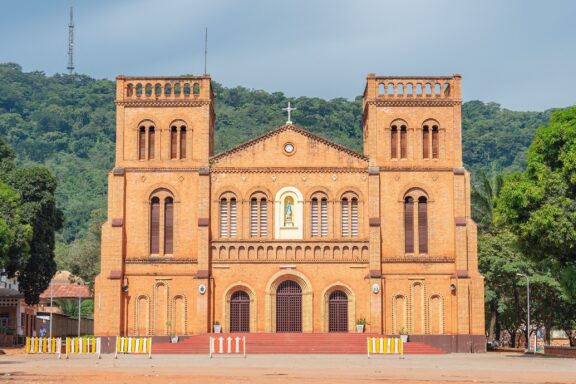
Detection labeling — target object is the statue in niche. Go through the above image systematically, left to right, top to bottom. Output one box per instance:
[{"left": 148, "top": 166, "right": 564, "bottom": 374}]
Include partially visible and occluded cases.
[{"left": 284, "top": 196, "right": 294, "bottom": 226}]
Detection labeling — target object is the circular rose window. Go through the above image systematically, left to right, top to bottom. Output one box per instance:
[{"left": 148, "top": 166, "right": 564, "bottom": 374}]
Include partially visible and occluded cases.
[{"left": 283, "top": 143, "right": 295, "bottom": 154}]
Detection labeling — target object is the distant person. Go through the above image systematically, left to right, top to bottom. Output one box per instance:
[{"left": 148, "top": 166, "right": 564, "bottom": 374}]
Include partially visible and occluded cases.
[{"left": 40, "top": 323, "right": 47, "bottom": 338}]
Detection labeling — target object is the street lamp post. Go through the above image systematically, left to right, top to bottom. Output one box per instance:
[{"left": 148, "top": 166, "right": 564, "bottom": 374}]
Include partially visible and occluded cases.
[{"left": 516, "top": 273, "right": 530, "bottom": 351}]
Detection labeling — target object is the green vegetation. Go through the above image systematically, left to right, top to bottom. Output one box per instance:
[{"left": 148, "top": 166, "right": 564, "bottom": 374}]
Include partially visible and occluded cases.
[{"left": 54, "top": 298, "right": 94, "bottom": 319}]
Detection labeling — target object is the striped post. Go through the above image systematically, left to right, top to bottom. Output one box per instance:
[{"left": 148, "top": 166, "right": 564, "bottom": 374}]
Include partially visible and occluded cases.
[
  {"left": 209, "top": 336, "right": 246, "bottom": 358},
  {"left": 25, "top": 337, "right": 62, "bottom": 358},
  {"left": 63, "top": 337, "right": 101, "bottom": 359},
  {"left": 114, "top": 337, "right": 152, "bottom": 359},
  {"left": 367, "top": 337, "right": 404, "bottom": 358}
]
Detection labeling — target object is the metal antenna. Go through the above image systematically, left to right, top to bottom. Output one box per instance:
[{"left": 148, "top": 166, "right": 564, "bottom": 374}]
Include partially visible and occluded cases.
[
  {"left": 67, "top": 7, "right": 75, "bottom": 74},
  {"left": 204, "top": 27, "right": 208, "bottom": 75}
]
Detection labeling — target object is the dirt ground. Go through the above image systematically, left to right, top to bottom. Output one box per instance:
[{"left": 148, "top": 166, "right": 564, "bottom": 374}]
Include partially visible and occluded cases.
[{"left": 0, "top": 349, "right": 574, "bottom": 384}]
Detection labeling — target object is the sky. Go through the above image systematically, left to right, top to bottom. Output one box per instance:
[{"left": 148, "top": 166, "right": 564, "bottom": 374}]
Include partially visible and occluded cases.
[{"left": 0, "top": 0, "right": 575, "bottom": 111}]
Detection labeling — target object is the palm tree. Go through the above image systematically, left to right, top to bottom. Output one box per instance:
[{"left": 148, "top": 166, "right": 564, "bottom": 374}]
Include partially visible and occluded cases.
[{"left": 471, "top": 171, "right": 504, "bottom": 230}]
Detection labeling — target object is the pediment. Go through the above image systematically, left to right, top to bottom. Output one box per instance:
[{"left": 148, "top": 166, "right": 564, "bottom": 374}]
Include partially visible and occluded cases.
[{"left": 211, "top": 124, "right": 368, "bottom": 169}]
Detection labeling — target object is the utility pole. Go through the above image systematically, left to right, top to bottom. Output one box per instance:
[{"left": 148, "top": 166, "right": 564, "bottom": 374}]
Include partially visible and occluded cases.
[
  {"left": 67, "top": 7, "right": 75, "bottom": 74},
  {"left": 517, "top": 273, "right": 530, "bottom": 351}
]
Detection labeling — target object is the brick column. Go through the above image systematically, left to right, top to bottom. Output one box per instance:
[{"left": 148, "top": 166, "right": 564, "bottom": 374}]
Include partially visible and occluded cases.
[
  {"left": 368, "top": 166, "right": 382, "bottom": 333},
  {"left": 195, "top": 168, "right": 211, "bottom": 332}
]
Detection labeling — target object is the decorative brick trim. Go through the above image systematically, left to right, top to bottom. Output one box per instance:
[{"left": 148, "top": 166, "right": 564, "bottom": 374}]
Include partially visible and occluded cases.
[
  {"left": 116, "top": 100, "right": 210, "bottom": 108},
  {"left": 366, "top": 100, "right": 461, "bottom": 108},
  {"left": 368, "top": 166, "right": 379, "bottom": 175},
  {"left": 113, "top": 167, "right": 125, "bottom": 176},
  {"left": 211, "top": 167, "right": 367, "bottom": 174},
  {"left": 124, "top": 168, "right": 201, "bottom": 173},
  {"left": 198, "top": 168, "right": 210, "bottom": 176},
  {"left": 453, "top": 168, "right": 466, "bottom": 175},
  {"left": 455, "top": 217, "right": 467, "bottom": 226},
  {"left": 111, "top": 218, "right": 124, "bottom": 227},
  {"left": 198, "top": 218, "right": 209, "bottom": 227},
  {"left": 369, "top": 218, "right": 381, "bottom": 227},
  {"left": 383, "top": 256, "right": 455, "bottom": 263},
  {"left": 125, "top": 258, "right": 197, "bottom": 264},
  {"left": 108, "top": 270, "right": 122, "bottom": 280},
  {"left": 195, "top": 270, "right": 210, "bottom": 279}
]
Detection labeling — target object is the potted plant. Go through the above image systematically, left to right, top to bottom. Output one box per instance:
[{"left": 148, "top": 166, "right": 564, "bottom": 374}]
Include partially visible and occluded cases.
[
  {"left": 356, "top": 317, "right": 366, "bottom": 333},
  {"left": 213, "top": 320, "right": 221, "bottom": 333},
  {"left": 166, "top": 321, "right": 178, "bottom": 343},
  {"left": 399, "top": 326, "right": 408, "bottom": 343}
]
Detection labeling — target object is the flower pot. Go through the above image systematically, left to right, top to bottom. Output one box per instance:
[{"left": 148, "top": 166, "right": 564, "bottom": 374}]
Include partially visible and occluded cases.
[
  {"left": 356, "top": 324, "right": 365, "bottom": 333},
  {"left": 214, "top": 325, "right": 221, "bottom": 333},
  {"left": 400, "top": 335, "right": 408, "bottom": 343},
  {"left": 170, "top": 336, "right": 179, "bottom": 343}
]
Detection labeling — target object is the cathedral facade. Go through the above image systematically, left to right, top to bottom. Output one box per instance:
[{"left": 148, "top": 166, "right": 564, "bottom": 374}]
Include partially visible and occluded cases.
[{"left": 94, "top": 74, "right": 485, "bottom": 351}]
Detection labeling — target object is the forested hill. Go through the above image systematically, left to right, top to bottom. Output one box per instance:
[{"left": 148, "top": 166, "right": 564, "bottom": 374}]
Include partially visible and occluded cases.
[{"left": 0, "top": 63, "right": 553, "bottom": 250}]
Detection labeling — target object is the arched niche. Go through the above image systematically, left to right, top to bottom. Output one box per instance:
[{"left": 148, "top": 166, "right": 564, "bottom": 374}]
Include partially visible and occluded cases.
[{"left": 274, "top": 186, "right": 304, "bottom": 240}]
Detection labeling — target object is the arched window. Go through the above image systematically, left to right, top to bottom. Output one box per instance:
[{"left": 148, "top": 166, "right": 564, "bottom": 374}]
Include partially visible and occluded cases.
[
  {"left": 193, "top": 82, "right": 200, "bottom": 95},
  {"left": 127, "top": 83, "right": 134, "bottom": 97},
  {"left": 136, "top": 83, "right": 143, "bottom": 96},
  {"left": 145, "top": 83, "right": 152, "bottom": 97},
  {"left": 155, "top": 83, "right": 162, "bottom": 96},
  {"left": 164, "top": 83, "right": 172, "bottom": 96},
  {"left": 174, "top": 83, "right": 181, "bottom": 96},
  {"left": 183, "top": 83, "right": 191, "bottom": 96},
  {"left": 391, "top": 125, "right": 398, "bottom": 159},
  {"left": 400, "top": 125, "right": 407, "bottom": 159},
  {"left": 422, "top": 125, "right": 430, "bottom": 159},
  {"left": 432, "top": 125, "right": 439, "bottom": 159},
  {"left": 139, "top": 126, "right": 146, "bottom": 160},
  {"left": 170, "top": 126, "right": 177, "bottom": 159},
  {"left": 180, "top": 126, "right": 187, "bottom": 159},
  {"left": 148, "top": 127, "right": 155, "bottom": 159},
  {"left": 149, "top": 190, "right": 175, "bottom": 256},
  {"left": 404, "top": 190, "right": 429, "bottom": 255},
  {"left": 219, "top": 193, "right": 237, "bottom": 238},
  {"left": 250, "top": 193, "right": 268, "bottom": 238},
  {"left": 341, "top": 193, "right": 359, "bottom": 238},
  {"left": 311, "top": 194, "right": 328, "bottom": 238},
  {"left": 150, "top": 197, "right": 160, "bottom": 254},
  {"left": 164, "top": 197, "right": 174, "bottom": 254},
  {"left": 404, "top": 197, "right": 414, "bottom": 253},
  {"left": 418, "top": 197, "right": 428, "bottom": 254}
]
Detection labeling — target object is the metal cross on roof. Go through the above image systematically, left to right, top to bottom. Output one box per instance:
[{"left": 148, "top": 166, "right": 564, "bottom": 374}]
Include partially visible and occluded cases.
[{"left": 282, "top": 102, "right": 296, "bottom": 125}]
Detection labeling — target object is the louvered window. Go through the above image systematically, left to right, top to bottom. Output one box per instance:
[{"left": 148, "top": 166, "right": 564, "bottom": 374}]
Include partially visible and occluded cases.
[
  {"left": 400, "top": 125, "right": 407, "bottom": 159},
  {"left": 423, "top": 125, "right": 430, "bottom": 159},
  {"left": 170, "top": 126, "right": 177, "bottom": 159},
  {"left": 391, "top": 126, "right": 398, "bottom": 159},
  {"left": 432, "top": 126, "right": 439, "bottom": 158},
  {"left": 139, "top": 127, "right": 146, "bottom": 160},
  {"left": 148, "top": 127, "right": 155, "bottom": 159},
  {"left": 180, "top": 127, "right": 187, "bottom": 159},
  {"left": 150, "top": 197, "right": 160, "bottom": 254},
  {"left": 164, "top": 197, "right": 173, "bottom": 254},
  {"left": 404, "top": 197, "right": 414, "bottom": 253},
  {"left": 418, "top": 197, "right": 428, "bottom": 254},
  {"left": 220, "top": 198, "right": 228, "bottom": 237},
  {"left": 229, "top": 198, "right": 237, "bottom": 237},
  {"left": 250, "top": 198, "right": 258, "bottom": 237},
  {"left": 259, "top": 198, "right": 267, "bottom": 237},
  {"left": 311, "top": 198, "right": 319, "bottom": 237},
  {"left": 320, "top": 198, "right": 328, "bottom": 237},
  {"left": 341, "top": 198, "right": 349, "bottom": 237},
  {"left": 351, "top": 198, "right": 359, "bottom": 237}
]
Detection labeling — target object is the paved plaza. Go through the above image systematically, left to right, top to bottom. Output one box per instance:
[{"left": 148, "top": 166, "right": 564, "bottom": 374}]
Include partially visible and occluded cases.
[{"left": 0, "top": 352, "right": 574, "bottom": 383}]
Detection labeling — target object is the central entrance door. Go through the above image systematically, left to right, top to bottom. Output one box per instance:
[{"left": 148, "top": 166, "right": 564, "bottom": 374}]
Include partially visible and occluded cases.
[
  {"left": 276, "top": 280, "right": 302, "bottom": 332},
  {"left": 230, "top": 290, "right": 250, "bottom": 332},
  {"left": 328, "top": 290, "right": 348, "bottom": 332}
]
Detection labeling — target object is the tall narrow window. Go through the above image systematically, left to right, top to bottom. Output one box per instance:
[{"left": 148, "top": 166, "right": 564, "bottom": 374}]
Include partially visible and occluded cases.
[
  {"left": 400, "top": 125, "right": 407, "bottom": 159},
  {"left": 422, "top": 125, "right": 430, "bottom": 159},
  {"left": 139, "top": 126, "right": 146, "bottom": 160},
  {"left": 170, "top": 126, "right": 177, "bottom": 159},
  {"left": 391, "top": 126, "right": 398, "bottom": 159},
  {"left": 432, "top": 126, "right": 439, "bottom": 159},
  {"left": 148, "top": 127, "right": 155, "bottom": 159},
  {"left": 180, "top": 127, "right": 187, "bottom": 159},
  {"left": 150, "top": 197, "right": 160, "bottom": 254},
  {"left": 164, "top": 197, "right": 174, "bottom": 254},
  {"left": 404, "top": 197, "right": 414, "bottom": 253},
  {"left": 418, "top": 197, "right": 428, "bottom": 254},
  {"left": 220, "top": 198, "right": 228, "bottom": 238},
  {"left": 230, "top": 198, "right": 237, "bottom": 237},
  {"left": 250, "top": 198, "right": 258, "bottom": 237},
  {"left": 259, "top": 198, "right": 267, "bottom": 237},
  {"left": 311, "top": 198, "right": 319, "bottom": 237},
  {"left": 320, "top": 198, "right": 328, "bottom": 237},
  {"left": 341, "top": 198, "right": 349, "bottom": 237},
  {"left": 351, "top": 198, "right": 359, "bottom": 237}
]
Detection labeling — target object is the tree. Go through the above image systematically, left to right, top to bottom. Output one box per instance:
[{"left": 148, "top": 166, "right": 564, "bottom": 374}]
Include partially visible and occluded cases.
[
  {"left": 497, "top": 106, "right": 576, "bottom": 300},
  {"left": 472, "top": 171, "right": 504, "bottom": 230}
]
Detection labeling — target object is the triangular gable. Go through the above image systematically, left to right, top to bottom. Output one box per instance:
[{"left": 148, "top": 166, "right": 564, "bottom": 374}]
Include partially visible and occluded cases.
[{"left": 211, "top": 124, "right": 368, "bottom": 169}]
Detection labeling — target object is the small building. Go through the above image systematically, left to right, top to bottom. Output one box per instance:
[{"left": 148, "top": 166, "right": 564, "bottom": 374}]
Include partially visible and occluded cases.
[{"left": 0, "top": 276, "right": 37, "bottom": 345}]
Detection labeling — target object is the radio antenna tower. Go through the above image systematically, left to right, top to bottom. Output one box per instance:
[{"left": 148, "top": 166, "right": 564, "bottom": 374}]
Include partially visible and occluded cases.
[
  {"left": 67, "top": 7, "right": 75, "bottom": 74},
  {"left": 204, "top": 27, "right": 208, "bottom": 75}
]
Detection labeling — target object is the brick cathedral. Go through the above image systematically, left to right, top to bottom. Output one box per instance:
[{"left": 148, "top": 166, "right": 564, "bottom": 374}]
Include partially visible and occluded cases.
[{"left": 94, "top": 74, "right": 485, "bottom": 352}]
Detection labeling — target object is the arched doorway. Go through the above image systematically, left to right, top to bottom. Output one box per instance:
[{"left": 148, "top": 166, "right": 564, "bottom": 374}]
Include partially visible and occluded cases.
[
  {"left": 276, "top": 280, "right": 302, "bottom": 332},
  {"left": 328, "top": 290, "right": 348, "bottom": 332},
  {"left": 230, "top": 291, "right": 250, "bottom": 332}
]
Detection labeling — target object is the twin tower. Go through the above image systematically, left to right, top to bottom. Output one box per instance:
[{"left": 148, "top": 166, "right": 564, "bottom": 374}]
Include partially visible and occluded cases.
[{"left": 94, "top": 73, "right": 485, "bottom": 352}]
